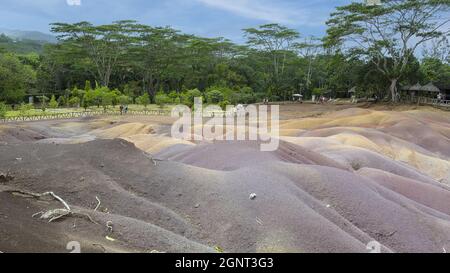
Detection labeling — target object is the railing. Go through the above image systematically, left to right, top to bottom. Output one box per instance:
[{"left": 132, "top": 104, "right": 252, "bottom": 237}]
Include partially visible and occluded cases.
[
  {"left": 410, "top": 97, "right": 450, "bottom": 109},
  {"left": 0, "top": 109, "right": 172, "bottom": 123}
]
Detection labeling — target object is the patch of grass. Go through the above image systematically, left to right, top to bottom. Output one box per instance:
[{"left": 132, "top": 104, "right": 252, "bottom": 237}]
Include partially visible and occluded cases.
[
  {"left": 4, "top": 104, "right": 175, "bottom": 118},
  {"left": 214, "top": 245, "right": 224, "bottom": 253}
]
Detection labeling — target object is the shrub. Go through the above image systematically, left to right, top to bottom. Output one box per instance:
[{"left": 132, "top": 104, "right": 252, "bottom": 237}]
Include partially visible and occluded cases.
[
  {"left": 84, "top": 80, "right": 92, "bottom": 91},
  {"left": 83, "top": 86, "right": 113, "bottom": 108},
  {"left": 206, "top": 86, "right": 234, "bottom": 104},
  {"left": 240, "top": 86, "right": 253, "bottom": 94},
  {"left": 71, "top": 87, "right": 85, "bottom": 100},
  {"left": 312, "top": 87, "right": 325, "bottom": 96},
  {"left": 110, "top": 89, "right": 121, "bottom": 106},
  {"left": 181, "top": 89, "right": 202, "bottom": 108},
  {"left": 206, "top": 90, "right": 224, "bottom": 104},
  {"left": 100, "top": 91, "right": 113, "bottom": 110},
  {"left": 168, "top": 91, "right": 179, "bottom": 103},
  {"left": 154, "top": 92, "right": 171, "bottom": 108},
  {"left": 136, "top": 93, "right": 150, "bottom": 109},
  {"left": 236, "top": 93, "right": 255, "bottom": 104},
  {"left": 49, "top": 95, "right": 58, "bottom": 109},
  {"left": 118, "top": 95, "right": 131, "bottom": 105},
  {"left": 38, "top": 96, "right": 49, "bottom": 112},
  {"left": 57, "top": 96, "right": 66, "bottom": 107},
  {"left": 68, "top": 97, "right": 80, "bottom": 107},
  {"left": 219, "top": 100, "right": 230, "bottom": 110},
  {"left": 0, "top": 102, "right": 8, "bottom": 118},
  {"left": 19, "top": 103, "right": 33, "bottom": 116}
]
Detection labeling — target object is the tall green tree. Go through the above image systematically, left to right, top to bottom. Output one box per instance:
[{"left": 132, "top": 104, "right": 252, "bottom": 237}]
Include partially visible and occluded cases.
[
  {"left": 326, "top": 0, "right": 450, "bottom": 102},
  {"left": 50, "top": 20, "right": 143, "bottom": 87},
  {"left": 244, "top": 24, "right": 300, "bottom": 95},
  {"left": 0, "top": 53, "right": 36, "bottom": 103}
]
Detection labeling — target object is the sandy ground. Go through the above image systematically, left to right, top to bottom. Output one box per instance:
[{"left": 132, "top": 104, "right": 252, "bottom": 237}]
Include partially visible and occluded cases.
[{"left": 1, "top": 103, "right": 450, "bottom": 253}]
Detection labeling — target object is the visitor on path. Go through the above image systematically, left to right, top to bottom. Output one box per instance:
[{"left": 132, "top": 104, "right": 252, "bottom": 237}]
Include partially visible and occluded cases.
[
  {"left": 437, "top": 93, "right": 442, "bottom": 104},
  {"left": 319, "top": 96, "right": 324, "bottom": 104},
  {"left": 120, "top": 105, "right": 124, "bottom": 115},
  {"left": 124, "top": 105, "right": 129, "bottom": 114}
]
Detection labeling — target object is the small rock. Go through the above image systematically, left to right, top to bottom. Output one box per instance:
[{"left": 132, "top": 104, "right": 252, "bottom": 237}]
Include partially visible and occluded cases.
[
  {"left": 15, "top": 158, "right": 22, "bottom": 162},
  {"left": 100, "top": 163, "right": 105, "bottom": 168},
  {"left": 0, "top": 172, "right": 14, "bottom": 183},
  {"left": 79, "top": 177, "right": 85, "bottom": 182},
  {"left": 249, "top": 193, "right": 257, "bottom": 200},
  {"left": 194, "top": 204, "right": 200, "bottom": 208},
  {"left": 326, "top": 204, "right": 331, "bottom": 208}
]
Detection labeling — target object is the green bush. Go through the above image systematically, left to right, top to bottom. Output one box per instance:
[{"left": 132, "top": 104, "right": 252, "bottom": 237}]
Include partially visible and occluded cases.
[
  {"left": 84, "top": 80, "right": 92, "bottom": 91},
  {"left": 83, "top": 86, "right": 118, "bottom": 109},
  {"left": 206, "top": 86, "right": 234, "bottom": 104},
  {"left": 240, "top": 86, "right": 253, "bottom": 94},
  {"left": 71, "top": 87, "right": 85, "bottom": 101},
  {"left": 312, "top": 87, "right": 325, "bottom": 96},
  {"left": 83, "top": 89, "right": 97, "bottom": 107},
  {"left": 110, "top": 89, "right": 121, "bottom": 106},
  {"left": 181, "top": 89, "right": 202, "bottom": 108},
  {"left": 206, "top": 90, "right": 224, "bottom": 104},
  {"left": 100, "top": 91, "right": 113, "bottom": 110},
  {"left": 168, "top": 91, "right": 179, "bottom": 102},
  {"left": 154, "top": 92, "right": 171, "bottom": 108},
  {"left": 136, "top": 93, "right": 150, "bottom": 109},
  {"left": 236, "top": 93, "right": 255, "bottom": 104},
  {"left": 49, "top": 95, "right": 59, "bottom": 109},
  {"left": 118, "top": 95, "right": 131, "bottom": 105},
  {"left": 38, "top": 96, "right": 49, "bottom": 112},
  {"left": 57, "top": 96, "right": 66, "bottom": 107},
  {"left": 68, "top": 97, "right": 80, "bottom": 107},
  {"left": 219, "top": 100, "right": 230, "bottom": 111},
  {"left": 0, "top": 102, "right": 8, "bottom": 118},
  {"left": 19, "top": 103, "right": 33, "bottom": 116}
]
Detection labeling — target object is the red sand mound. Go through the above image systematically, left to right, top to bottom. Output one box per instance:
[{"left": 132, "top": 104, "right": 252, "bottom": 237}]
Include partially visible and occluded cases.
[
  {"left": 1, "top": 105, "right": 450, "bottom": 253},
  {"left": 1, "top": 138, "right": 450, "bottom": 253},
  {"left": 158, "top": 140, "right": 348, "bottom": 171}
]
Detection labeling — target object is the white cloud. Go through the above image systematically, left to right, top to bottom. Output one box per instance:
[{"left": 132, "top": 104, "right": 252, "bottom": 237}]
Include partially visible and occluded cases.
[
  {"left": 66, "top": 0, "right": 81, "bottom": 6},
  {"left": 195, "top": 0, "right": 309, "bottom": 25}
]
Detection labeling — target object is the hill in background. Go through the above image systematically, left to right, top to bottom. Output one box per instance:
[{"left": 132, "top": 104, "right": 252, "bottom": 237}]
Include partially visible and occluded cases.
[
  {"left": 0, "top": 27, "right": 57, "bottom": 43},
  {"left": 0, "top": 28, "right": 56, "bottom": 54}
]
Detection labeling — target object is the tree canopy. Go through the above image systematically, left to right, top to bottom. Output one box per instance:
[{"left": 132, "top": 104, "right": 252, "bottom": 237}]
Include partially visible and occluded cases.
[
  {"left": 325, "top": 0, "right": 450, "bottom": 101},
  {"left": 0, "top": 1, "right": 449, "bottom": 107}
]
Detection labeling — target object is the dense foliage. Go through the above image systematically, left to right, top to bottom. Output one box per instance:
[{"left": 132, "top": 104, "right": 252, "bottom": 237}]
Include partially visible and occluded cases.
[{"left": 0, "top": 1, "right": 448, "bottom": 107}]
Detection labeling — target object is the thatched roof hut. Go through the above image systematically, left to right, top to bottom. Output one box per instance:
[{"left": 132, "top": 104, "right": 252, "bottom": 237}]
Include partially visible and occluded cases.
[
  {"left": 409, "top": 83, "right": 422, "bottom": 91},
  {"left": 420, "top": 83, "right": 440, "bottom": 93},
  {"left": 401, "top": 85, "right": 411, "bottom": 91}
]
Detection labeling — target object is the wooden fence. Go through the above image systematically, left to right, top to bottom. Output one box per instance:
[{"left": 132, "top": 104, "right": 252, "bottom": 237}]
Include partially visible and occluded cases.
[
  {"left": 414, "top": 97, "right": 450, "bottom": 110},
  {"left": 1, "top": 109, "right": 172, "bottom": 123}
]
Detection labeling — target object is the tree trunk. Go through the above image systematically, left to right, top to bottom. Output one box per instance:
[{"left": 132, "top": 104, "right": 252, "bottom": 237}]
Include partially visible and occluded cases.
[{"left": 389, "top": 78, "right": 398, "bottom": 103}]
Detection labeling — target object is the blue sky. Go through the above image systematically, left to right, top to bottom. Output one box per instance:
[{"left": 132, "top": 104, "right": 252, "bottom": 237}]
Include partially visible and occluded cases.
[{"left": 0, "top": 0, "right": 354, "bottom": 42}]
